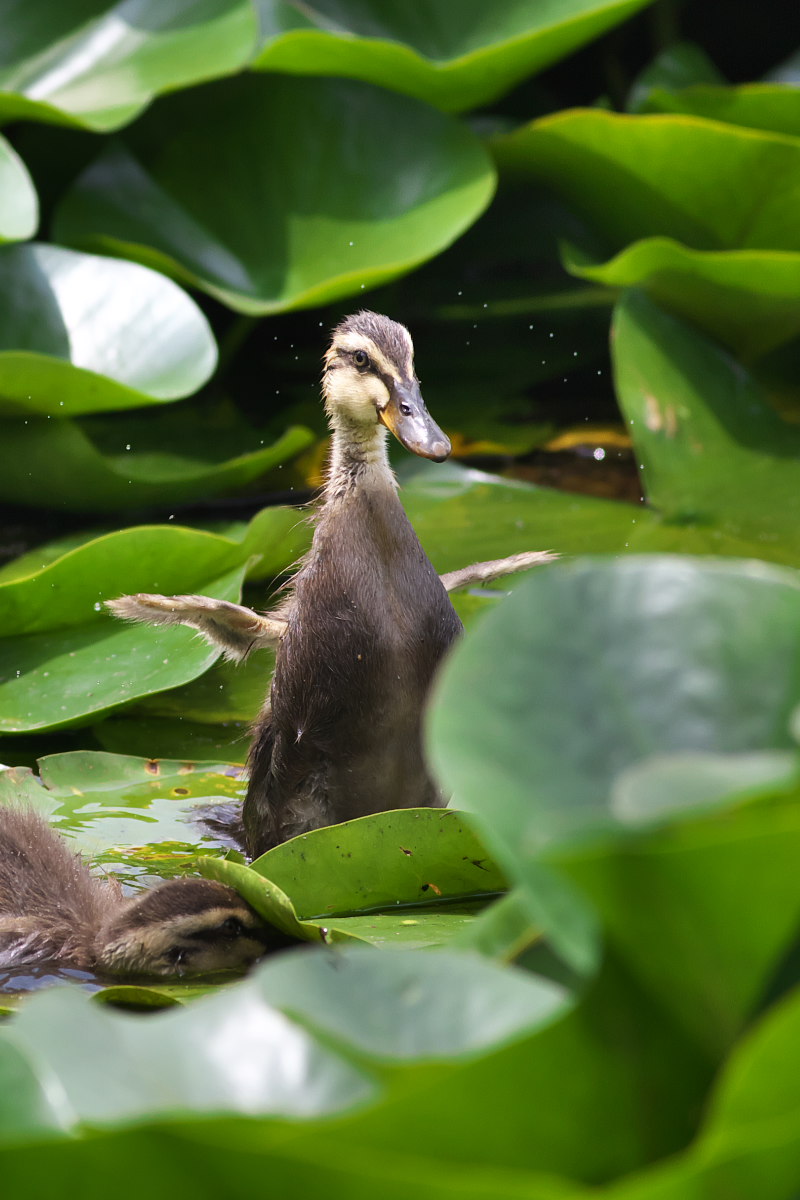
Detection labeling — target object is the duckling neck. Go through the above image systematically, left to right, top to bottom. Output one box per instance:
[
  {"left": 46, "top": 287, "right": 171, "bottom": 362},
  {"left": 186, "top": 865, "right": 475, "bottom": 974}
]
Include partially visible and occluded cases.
[{"left": 325, "top": 416, "right": 396, "bottom": 502}]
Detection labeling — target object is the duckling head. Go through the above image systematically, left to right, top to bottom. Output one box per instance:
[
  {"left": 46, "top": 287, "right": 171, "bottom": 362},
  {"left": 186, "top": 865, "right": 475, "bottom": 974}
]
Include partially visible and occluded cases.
[
  {"left": 323, "top": 311, "right": 451, "bottom": 462},
  {"left": 96, "top": 877, "right": 273, "bottom": 978}
]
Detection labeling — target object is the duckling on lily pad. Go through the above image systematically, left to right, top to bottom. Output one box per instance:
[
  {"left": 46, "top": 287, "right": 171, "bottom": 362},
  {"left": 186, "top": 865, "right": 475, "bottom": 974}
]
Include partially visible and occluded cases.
[
  {"left": 109, "top": 313, "right": 554, "bottom": 856},
  {"left": 0, "top": 807, "right": 274, "bottom": 978}
]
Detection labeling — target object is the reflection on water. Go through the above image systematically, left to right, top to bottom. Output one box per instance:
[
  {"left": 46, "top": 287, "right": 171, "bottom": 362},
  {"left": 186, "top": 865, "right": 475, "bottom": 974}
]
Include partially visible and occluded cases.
[{"left": 0, "top": 963, "right": 106, "bottom": 994}]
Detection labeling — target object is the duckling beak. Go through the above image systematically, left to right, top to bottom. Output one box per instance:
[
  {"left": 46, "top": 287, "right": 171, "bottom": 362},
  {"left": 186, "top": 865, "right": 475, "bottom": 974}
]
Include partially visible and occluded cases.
[{"left": 379, "top": 380, "right": 451, "bottom": 462}]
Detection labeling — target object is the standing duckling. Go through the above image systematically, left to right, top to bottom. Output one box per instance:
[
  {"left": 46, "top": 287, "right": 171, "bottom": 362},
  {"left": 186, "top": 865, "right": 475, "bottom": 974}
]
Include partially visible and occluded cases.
[
  {"left": 109, "top": 312, "right": 554, "bottom": 856},
  {"left": 244, "top": 312, "right": 463, "bottom": 854},
  {"left": 0, "top": 807, "right": 272, "bottom": 977}
]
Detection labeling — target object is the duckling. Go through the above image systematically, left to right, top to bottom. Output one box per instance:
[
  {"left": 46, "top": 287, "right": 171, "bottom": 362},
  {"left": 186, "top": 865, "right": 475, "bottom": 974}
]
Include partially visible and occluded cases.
[
  {"left": 242, "top": 311, "right": 464, "bottom": 854},
  {"left": 108, "top": 313, "right": 555, "bottom": 855},
  {"left": 0, "top": 807, "right": 273, "bottom": 977}
]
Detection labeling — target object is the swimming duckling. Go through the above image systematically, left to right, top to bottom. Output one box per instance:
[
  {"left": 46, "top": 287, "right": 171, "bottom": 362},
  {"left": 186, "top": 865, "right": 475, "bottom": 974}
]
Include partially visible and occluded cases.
[
  {"left": 109, "top": 313, "right": 555, "bottom": 856},
  {"left": 0, "top": 807, "right": 272, "bottom": 977}
]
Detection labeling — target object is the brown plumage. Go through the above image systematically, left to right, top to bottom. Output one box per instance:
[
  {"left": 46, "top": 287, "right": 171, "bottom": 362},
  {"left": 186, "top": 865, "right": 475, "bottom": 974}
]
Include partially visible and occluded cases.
[
  {"left": 242, "top": 312, "right": 463, "bottom": 856},
  {"left": 0, "top": 807, "right": 273, "bottom": 977}
]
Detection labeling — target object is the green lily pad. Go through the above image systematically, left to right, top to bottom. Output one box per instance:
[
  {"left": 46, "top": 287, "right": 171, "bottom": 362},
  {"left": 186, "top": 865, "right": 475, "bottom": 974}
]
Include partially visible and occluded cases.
[
  {"left": 0, "top": 0, "right": 258, "bottom": 132},
  {"left": 252, "top": 0, "right": 657, "bottom": 114},
  {"left": 627, "top": 40, "right": 726, "bottom": 112},
  {"left": 54, "top": 75, "right": 495, "bottom": 313},
  {"left": 643, "top": 81, "right": 800, "bottom": 138},
  {"left": 492, "top": 108, "right": 800, "bottom": 253},
  {"left": 0, "top": 136, "right": 37, "bottom": 242},
  {"left": 566, "top": 239, "right": 800, "bottom": 361},
  {"left": 0, "top": 243, "right": 216, "bottom": 416},
  {"left": 611, "top": 289, "right": 800, "bottom": 551},
  {"left": 0, "top": 413, "right": 312, "bottom": 511},
  {"left": 0, "top": 507, "right": 301, "bottom": 733},
  {"left": 428, "top": 554, "right": 800, "bottom": 1039},
  {"left": 428, "top": 555, "right": 800, "bottom": 860},
  {"left": 133, "top": 651, "right": 273, "bottom": 725},
  {"left": 93, "top": 715, "right": 251, "bottom": 762},
  {"left": 0, "top": 751, "right": 248, "bottom": 880},
  {"left": 562, "top": 792, "right": 800, "bottom": 1056},
  {"left": 200, "top": 807, "right": 506, "bottom": 947},
  {"left": 254, "top": 807, "right": 506, "bottom": 917},
  {"left": 242, "top": 945, "right": 570, "bottom": 1062},
  {"left": 1, "top": 981, "right": 376, "bottom": 1132}
]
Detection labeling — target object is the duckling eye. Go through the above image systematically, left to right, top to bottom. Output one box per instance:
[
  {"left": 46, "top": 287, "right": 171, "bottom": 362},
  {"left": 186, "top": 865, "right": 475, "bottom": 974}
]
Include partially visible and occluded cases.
[
  {"left": 352, "top": 349, "right": 370, "bottom": 370},
  {"left": 399, "top": 402, "right": 413, "bottom": 416},
  {"left": 220, "top": 916, "right": 245, "bottom": 938}
]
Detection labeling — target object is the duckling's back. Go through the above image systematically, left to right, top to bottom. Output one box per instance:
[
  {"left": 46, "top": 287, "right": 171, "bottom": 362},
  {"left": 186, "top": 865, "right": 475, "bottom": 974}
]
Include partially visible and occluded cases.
[{"left": 0, "top": 807, "right": 113, "bottom": 969}]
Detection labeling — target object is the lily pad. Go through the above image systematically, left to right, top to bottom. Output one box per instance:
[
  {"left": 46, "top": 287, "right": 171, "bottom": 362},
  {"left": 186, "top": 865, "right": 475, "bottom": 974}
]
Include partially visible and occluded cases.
[
  {"left": 0, "top": 0, "right": 259, "bottom": 132},
  {"left": 251, "top": 0, "right": 657, "bottom": 114},
  {"left": 54, "top": 75, "right": 495, "bottom": 313},
  {"left": 643, "top": 81, "right": 800, "bottom": 138},
  {"left": 492, "top": 108, "right": 800, "bottom": 253},
  {"left": 0, "top": 136, "right": 37, "bottom": 242},
  {"left": 566, "top": 239, "right": 800, "bottom": 361},
  {"left": 0, "top": 243, "right": 216, "bottom": 416},
  {"left": 611, "top": 289, "right": 800, "bottom": 552},
  {"left": 0, "top": 413, "right": 313, "bottom": 511},
  {"left": 0, "top": 507, "right": 301, "bottom": 733},
  {"left": 428, "top": 554, "right": 800, "bottom": 1042},
  {"left": 428, "top": 555, "right": 800, "bottom": 859},
  {"left": 93, "top": 715, "right": 251, "bottom": 762},
  {"left": 0, "top": 750, "right": 248, "bottom": 880},
  {"left": 561, "top": 792, "right": 800, "bottom": 1055},
  {"left": 200, "top": 807, "right": 507, "bottom": 947},
  {"left": 242, "top": 945, "right": 570, "bottom": 1062},
  {"left": 1, "top": 982, "right": 376, "bottom": 1132}
]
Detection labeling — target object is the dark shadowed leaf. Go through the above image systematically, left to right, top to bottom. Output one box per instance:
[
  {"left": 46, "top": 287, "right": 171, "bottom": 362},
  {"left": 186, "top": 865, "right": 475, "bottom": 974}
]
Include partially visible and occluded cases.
[
  {"left": 252, "top": 0, "right": 657, "bottom": 113},
  {"left": 54, "top": 75, "right": 495, "bottom": 313},
  {"left": 643, "top": 81, "right": 800, "bottom": 138},
  {"left": 492, "top": 109, "right": 800, "bottom": 253},
  {"left": 567, "top": 239, "right": 800, "bottom": 361},
  {"left": 612, "top": 289, "right": 800, "bottom": 552},
  {"left": 0, "top": 414, "right": 312, "bottom": 511}
]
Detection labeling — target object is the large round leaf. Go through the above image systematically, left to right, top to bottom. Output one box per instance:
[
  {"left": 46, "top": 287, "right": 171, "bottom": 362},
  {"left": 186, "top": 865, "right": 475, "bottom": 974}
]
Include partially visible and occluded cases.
[
  {"left": 0, "top": 0, "right": 258, "bottom": 132},
  {"left": 252, "top": 0, "right": 657, "bottom": 114},
  {"left": 54, "top": 75, "right": 496, "bottom": 313},
  {"left": 644, "top": 81, "right": 800, "bottom": 138},
  {"left": 492, "top": 109, "right": 800, "bottom": 252},
  {"left": 0, "top": 135, "right": 37, "bottom": 242},
  {"left": 566, "top": 239, "right": 800, "bottom": 361},
  {"left": 0, "top": 244, "right": 216, "bottom": 415},
  {"left": 611, "top": 289, "right": 800, "bottom": 553},
  {"left": 0, "top": 414, "right": 312, "bottom": 511},
  {"left": 0, "top": 508, "right": 300, "bottom": 732},
  {"left": 428, "top": 555, "right": 800, "bottom": 856},
  {"left": 1, "top": 982, "right": 375, "bottom": 1129}
]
